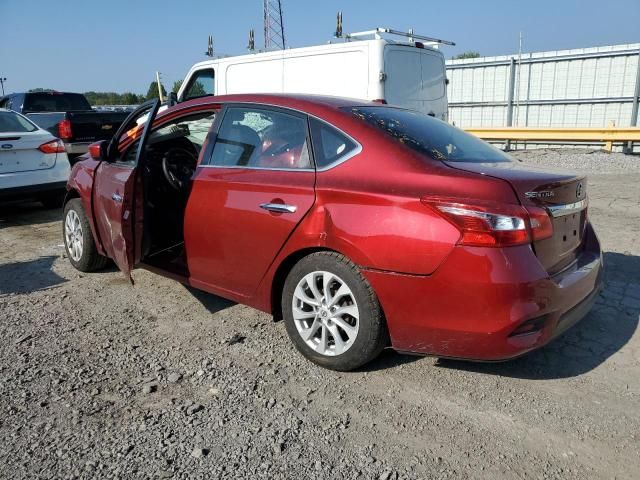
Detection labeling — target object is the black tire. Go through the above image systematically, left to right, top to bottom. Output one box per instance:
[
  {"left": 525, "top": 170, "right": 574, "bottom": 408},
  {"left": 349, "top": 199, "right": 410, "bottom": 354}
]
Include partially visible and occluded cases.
[
  {"left": 39, "top": 191, "right": 66, "bottom": 210},
  {"left": 62, "top": 199, "right": 109, "bottom": 272},
  {"left": 282, "top": 251, "right": 388, "bottom": 371}
]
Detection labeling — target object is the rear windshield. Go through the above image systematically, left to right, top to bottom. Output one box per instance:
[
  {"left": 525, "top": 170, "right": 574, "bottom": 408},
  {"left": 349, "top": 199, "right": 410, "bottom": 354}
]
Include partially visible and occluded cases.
[
  {"left": 23, "top": 93, "right": 92, "bottom": 112},
  {"left": 346, "top": 106, "right": 511, "bottom": 163},
  {"left": 0, "top": 111, "right": 38, "bottom": 133}
]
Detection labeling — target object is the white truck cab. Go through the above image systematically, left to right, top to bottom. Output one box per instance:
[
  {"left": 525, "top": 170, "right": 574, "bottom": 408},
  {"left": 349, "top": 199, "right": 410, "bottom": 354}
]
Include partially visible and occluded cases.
[{"left": 178, "top": 28, "right": 454, "bottom": 121}]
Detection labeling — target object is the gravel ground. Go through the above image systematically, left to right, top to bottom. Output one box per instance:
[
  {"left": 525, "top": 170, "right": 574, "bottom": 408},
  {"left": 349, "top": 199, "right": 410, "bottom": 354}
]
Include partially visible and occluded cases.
[
  {"left": 510, "top": 148, "right": 640, "bottom": 173},
  {"left": 0, "top": 149, "right": 639, "bottom": 479}
]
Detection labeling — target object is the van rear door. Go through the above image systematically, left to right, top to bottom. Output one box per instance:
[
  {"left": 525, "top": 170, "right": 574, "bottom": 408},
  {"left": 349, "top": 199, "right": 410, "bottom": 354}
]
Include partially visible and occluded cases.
[{"left": 384, "top": 45, "right": 447, "bottom": 119}]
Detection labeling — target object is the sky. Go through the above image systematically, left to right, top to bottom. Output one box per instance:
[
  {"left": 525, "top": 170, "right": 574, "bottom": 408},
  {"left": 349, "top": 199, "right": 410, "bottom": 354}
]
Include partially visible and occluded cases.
[{"left": 1, "top": 0, "right": 639, "bottom": 95}]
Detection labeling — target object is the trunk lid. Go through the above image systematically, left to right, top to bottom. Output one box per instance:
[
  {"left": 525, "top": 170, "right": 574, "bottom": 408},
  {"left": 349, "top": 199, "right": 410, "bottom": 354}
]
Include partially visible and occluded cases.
[
  {"left": 67, "top": 111, "right": 128, "bottom": 143},
  {"left": 0, "top": 131, "right": 57, "bottom": 173},
  {"left": 445, "top": 160, "right": 588, "bottom": 273}
]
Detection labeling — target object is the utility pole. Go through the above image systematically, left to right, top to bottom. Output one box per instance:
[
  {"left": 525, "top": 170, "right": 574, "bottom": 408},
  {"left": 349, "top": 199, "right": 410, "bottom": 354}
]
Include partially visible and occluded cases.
[
  {"left": 515, "top": 32, "right": 523, "bottom": 127},
  {"left": 156, "top": 71, "right": 164, "bottom": 103},
  {"left": 0, "top": 77, "right": 6, "bottom": 96}
]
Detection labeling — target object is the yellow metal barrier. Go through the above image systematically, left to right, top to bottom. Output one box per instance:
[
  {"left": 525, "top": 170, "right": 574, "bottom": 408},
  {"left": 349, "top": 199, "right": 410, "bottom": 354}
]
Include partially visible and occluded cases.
[{"left": 465, "top": 125, "right": 640, "bottom": 152}]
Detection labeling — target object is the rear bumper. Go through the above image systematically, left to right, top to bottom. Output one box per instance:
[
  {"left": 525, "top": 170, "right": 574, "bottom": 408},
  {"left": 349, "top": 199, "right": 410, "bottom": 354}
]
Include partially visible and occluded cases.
[
  {"left": 0, "top": 155, "right": 71, "bottom": 200},
  {"left": 0, "top": 181, "right": 67, "bottom": 200},
  {"left": 364, "top": 222, "right": 603, "bottom": 361}
]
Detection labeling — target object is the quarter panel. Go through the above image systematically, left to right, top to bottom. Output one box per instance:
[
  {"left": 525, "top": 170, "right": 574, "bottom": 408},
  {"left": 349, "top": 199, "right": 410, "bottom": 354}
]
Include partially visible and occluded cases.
[
  {"left": 66, "top": 158, "right": 105, "bottom": 255},
  {"left": 315, "top": 189, "right": 460, "bottom": 274}
]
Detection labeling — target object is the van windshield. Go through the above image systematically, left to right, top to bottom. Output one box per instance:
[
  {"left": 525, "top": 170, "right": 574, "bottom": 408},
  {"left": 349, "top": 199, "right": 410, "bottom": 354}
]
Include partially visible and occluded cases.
[{"left": 346, "top": 106, "right": 511, "bottom": 163}]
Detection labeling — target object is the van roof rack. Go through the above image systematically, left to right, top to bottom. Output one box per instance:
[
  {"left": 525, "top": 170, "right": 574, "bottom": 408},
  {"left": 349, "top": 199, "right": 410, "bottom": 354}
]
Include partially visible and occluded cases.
[{"left": 343, "top": 27, "right": 455, "bottom": 46}]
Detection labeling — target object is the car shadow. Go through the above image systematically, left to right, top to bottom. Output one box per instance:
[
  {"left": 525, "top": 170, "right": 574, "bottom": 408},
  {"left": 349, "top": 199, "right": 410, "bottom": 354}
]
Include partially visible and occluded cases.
[
  {"left": 0, "top": 200, "right": 62, "bottom": 228},
  {"left": 434, "top": 251, "right": 639, "bottom": 380},
  {"left": 0, "top": 255, "right": 67, "bottom": 295},
  {"left": 183, "top": 285, "right": 237, "bottom": 314},
  {"left": 358, "top": 349, "right": 423, "bottom": 372}
]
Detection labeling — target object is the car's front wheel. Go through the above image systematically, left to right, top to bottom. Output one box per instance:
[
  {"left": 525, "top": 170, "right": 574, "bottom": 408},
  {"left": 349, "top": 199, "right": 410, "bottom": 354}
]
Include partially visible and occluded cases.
[
  {"left": 63, "top": 199, "right": 108, "bottom": 272},
  {"left": 282, "top": 252, "right": 388, "bottom": 371}
]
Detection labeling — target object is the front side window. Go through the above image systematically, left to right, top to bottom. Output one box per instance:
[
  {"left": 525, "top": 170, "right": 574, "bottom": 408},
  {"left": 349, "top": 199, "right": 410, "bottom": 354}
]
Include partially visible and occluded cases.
[
  {"left": 183, "top": 69, "right": 215, "bottom": 100},
  {"left": 347, "top": 106, "right": 511, "bottom": 163},
  {"left": 210, "top": 107, "right": 311, "bottom": 169},
  {"left": 0, "top": 111, "right": 38, "bottom": 133},
  {"left": 120, "top": 111, "right": 216, "bottom": 166},
  {"left": 309, "top": 118, "right": 358, "bottom": 169}
]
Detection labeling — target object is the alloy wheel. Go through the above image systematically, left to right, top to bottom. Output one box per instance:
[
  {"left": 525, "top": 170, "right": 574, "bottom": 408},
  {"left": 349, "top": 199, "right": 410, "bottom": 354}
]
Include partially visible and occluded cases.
[
  {"left": 64, "top": 209, "right": 83, "bottom": 262},
  {"left": 292, "top": 270, "right": 360, "bottom": 356}
]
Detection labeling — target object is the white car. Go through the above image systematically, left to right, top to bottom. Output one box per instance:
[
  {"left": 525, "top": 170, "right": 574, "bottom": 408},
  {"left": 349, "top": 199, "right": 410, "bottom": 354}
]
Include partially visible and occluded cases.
[{"left": 0, "top": 108, "right": 71, "bottom": 208}]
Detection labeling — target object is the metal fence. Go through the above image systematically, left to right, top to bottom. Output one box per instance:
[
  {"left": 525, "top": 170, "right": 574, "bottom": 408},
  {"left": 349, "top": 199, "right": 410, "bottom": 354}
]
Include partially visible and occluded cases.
[{"left": 446, "top": 43, "right": 640, "bottom": 151}]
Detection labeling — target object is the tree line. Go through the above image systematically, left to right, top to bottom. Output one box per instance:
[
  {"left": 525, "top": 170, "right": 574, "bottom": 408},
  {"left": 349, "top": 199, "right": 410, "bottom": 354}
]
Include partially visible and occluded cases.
[{"left": 28, "top": 80, "right": 186, "bottom": 106}]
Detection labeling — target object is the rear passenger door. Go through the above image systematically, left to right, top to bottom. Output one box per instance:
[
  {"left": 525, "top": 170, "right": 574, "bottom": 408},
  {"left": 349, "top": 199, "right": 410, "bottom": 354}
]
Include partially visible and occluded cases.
[{"left": 184, "top": 105, "right": 315, "bottom": 298}]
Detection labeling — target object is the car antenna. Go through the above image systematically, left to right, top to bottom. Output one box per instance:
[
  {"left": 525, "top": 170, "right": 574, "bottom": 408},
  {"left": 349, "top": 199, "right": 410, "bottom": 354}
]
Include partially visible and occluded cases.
[
  {"left": 335, "top": 11, "right": 343, "bottom": 39},
  {"left": 248, "top": 29, "right": 255, "bottom": 51},
  {"left": 205, "top": 35, "right": 214, "bottom": 57}
]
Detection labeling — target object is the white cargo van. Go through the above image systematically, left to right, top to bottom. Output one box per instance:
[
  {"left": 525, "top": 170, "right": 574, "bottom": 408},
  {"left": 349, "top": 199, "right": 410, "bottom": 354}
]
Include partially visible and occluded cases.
[{"left": 178, "top": 28, "right": 454, "bottom": 121}]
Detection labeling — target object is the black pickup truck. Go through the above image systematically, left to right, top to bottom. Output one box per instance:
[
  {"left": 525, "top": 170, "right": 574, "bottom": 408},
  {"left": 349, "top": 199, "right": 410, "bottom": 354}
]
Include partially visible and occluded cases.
[{"left": 0, "top": 92, "right": 129, "bottom": 160}]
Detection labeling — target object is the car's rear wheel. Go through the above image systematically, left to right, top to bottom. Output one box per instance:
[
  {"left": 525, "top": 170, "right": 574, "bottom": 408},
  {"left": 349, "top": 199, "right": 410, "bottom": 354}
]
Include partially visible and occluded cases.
[
  {"left": 63, "top": 199, "right": 108, "bottom": 272},
  {"left": 282, "top": 252, "right": 387, "bottom": 371}
]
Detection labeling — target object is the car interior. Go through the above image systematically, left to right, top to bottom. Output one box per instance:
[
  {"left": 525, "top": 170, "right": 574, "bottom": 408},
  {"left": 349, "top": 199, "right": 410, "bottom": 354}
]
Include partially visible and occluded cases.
[
  {"left": 213, "top": 108, "right": 311, "bottom": 169},
  {"left": 125, "top": 111, "right": 217, "bottom": 275}
]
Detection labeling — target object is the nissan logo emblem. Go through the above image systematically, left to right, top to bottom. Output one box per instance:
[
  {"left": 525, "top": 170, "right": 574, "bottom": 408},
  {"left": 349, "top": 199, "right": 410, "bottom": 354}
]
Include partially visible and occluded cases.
[{"left": 576, "top": 182, "right": 583, "bottom": 198}]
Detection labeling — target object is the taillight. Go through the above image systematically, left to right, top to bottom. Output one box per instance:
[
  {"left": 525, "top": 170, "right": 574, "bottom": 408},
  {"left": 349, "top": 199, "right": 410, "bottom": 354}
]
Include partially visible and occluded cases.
[
  {"left": 372, "top": 99, "right": 387, "bottom": 104},
  {"left": 58, "top": 119, "right": 72, "bottom": 140},
  {"left": 39, "top": 139, "right": 66, "bottom": 154},
  {"left": 421, "top": 197, "right": 553, "bottom": 247}
]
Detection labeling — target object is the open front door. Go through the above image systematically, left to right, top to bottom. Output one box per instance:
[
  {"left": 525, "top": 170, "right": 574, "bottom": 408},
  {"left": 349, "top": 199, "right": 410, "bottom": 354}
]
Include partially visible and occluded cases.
[{"left": 92, "top": 99, "right": 160, "bottom": 281}]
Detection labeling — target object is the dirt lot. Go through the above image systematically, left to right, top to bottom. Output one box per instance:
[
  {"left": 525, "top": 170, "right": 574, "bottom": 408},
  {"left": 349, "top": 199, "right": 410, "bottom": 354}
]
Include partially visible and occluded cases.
[{"left": 1, "top": 150, "right": 639, "bottom": 479}]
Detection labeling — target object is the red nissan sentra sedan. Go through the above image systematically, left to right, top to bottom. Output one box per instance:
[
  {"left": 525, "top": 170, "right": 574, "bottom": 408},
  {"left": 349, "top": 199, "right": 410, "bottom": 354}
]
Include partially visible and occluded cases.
[{"left": 62, "top": 94, "right": 602, "bottom": 371}]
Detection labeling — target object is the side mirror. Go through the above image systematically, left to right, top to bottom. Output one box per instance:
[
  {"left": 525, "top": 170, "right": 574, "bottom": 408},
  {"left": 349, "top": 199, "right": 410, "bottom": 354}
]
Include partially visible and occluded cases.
[
  {"left": 167, "top": 91, "right": 178, "bottom": 107},
  {"left": 88, "top": 140, "right": 110, "bottom": 161}
]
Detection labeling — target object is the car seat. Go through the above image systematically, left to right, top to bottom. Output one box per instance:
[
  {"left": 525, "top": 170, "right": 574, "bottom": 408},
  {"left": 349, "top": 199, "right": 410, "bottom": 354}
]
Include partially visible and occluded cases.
[{"left": 219, "top": 124, "right": 261, "bottom": 166}]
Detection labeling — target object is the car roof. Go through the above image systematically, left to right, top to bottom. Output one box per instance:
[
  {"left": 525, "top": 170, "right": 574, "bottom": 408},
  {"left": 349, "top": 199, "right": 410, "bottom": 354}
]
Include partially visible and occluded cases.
[{"left": 169, "top": 93, "right": 377, "bottom": 119}]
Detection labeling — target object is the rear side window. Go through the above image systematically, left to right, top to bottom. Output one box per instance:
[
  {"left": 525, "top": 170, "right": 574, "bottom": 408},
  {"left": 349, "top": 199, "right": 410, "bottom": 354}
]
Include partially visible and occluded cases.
[
  {"left": 183, "top": 69, "right": 215, "bottom": 100},
  {"left": 23, "top": 93, "right": 91, "bottom": 112},
  {"left": 210, "top": 106, "right": 311, "bottom": 169},
  {"left": 347, "top": 106, "right": 511, "bottom": 163},
  {"left": 0, "top": 111, "right": 38, "bottom": 133},
  {"left": 309, "top": 118, "right": 358, "bottom": 169}
]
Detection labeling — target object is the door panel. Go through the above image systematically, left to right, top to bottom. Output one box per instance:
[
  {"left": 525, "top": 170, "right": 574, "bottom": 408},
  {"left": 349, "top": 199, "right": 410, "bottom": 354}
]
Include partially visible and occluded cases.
[
  {"left": 91, "top": 99, "right": 160, "bottom": 278},
  {"left": 93, "top": 162, "right": 137, "bottom": 271},
  {"left": 184, "top": 168, "right": 315, "bottom": 298}
]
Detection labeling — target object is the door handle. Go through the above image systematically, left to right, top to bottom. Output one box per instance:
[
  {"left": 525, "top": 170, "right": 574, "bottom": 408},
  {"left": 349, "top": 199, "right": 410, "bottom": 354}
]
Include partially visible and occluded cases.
[
  {"left": 112, "top": 193, "right": 123, "bottom": 203},
  {"left": 260, "top": 202, "right": 297, "bottom": 214}
]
